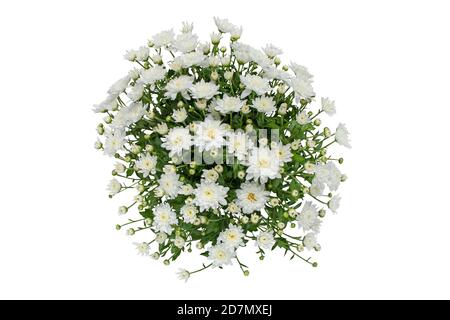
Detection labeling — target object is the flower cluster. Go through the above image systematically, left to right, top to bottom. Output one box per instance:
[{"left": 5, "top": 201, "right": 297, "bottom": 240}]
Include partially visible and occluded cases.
[{"left": 94, "top": 18, "right": 350, "bottom": 281}]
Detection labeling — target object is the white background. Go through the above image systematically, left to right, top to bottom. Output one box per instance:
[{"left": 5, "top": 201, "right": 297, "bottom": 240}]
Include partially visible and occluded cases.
[{"left": 0, "top": 0, "right": 449, "bottom": 299}]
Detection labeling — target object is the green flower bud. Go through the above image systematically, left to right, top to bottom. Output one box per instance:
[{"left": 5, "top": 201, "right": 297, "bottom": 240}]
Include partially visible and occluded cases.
[
  {"left": 314, "top": 119, "right": 321, "bottom": 126},
  {"left": 163, "top": 259, "right": 170, "bottom": 266},
  {"left": 243, "top": 270, "right": 250, "bottom": 276}
]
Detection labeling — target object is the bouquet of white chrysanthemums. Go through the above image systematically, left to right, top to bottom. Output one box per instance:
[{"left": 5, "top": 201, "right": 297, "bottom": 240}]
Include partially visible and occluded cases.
[{"left": 93, "top": 17, "right": 350, "bottom": 281}]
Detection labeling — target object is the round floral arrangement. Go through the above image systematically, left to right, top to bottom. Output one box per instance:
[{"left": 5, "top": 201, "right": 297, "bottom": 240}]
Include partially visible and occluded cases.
[{"left": 93, "top": 18, "right": 350, "bottom": 281}]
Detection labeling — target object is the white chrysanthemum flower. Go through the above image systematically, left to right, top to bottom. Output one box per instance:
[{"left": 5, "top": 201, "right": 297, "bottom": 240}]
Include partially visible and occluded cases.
[
  {"left": 214, "top": 17, "right": 237, "bottom": 33},
  {"left": 181, "top": 21, "right": 194, "bottom": 33},
  {"left": 152, "top": 29, "right": 175, "bottom": 48},
  {"left": 173, "top": 32, "right": 198, "bottom": 53},
  {"left": 262, "top": 44, "right": 283, "bottom": 58},
  {"left": 135, "top": 46, "right": 149, "bottom": 61},
  {"left": 124, "top": 49, "right": 137, "bottom": 61},
  {"left": 180, "top": 51, "right": 206, "bottom": 68},
  {"left": 290, "top": 62, "right": 313, "bottom": 81},
  {"left": 140, "top": 65, "right": 167, "bottom": 84},
  {"left": 262, "top": 66, "right": 291, "bottom": 81},
  {"left": 240, "top": 74, "right": 271, "bottom": 98},
  {"left": 108, "top": 75, "right": 130, "bottom": 96},
  {"left": 164, "top": 75, "right": 194, "bottom": 100},
  {"left": 290, "top": 77, "right": 315, "bottom": 100},
  {"left": 189, "top": 80, "right": 219, "bottom": 100},
  {"left": 127, "top": 83, "right": 144, "bottom": 102},
  {"left": 93, "top": 95, "right": 118, "bottom": 113},
  {"left": 214, "top": 95, "right": 245, "bottom": 114},
  {"left": 251, "top": 96, "right": 276, "bottom": 115},
  {"left": 321, "top": 97, "right": 336, "bottom": 116},
  {"left": 111, "top": 102, "right": 146, "bottom": 130},
  {"left": 172, "top": 108, "right": 188, "bottom": 123},
  {"left": 296, "top": 111, "right": 310, "bottom": 125},
  {"left": 193, "top": 116, "right": 226, "bottom": 151},
  {"left": 155, "top": 123, "right": 169, "bottom": 135},
  {"left": 335, "top": 123, "right": 351, "bottom": 148},
  {"left": 161, "top": 127, "right": 192, "bottom": 157},
  {"left": 104, "top": 130, "right": 126, "bottom": 156},
  {"left": 225, "top": 131, "right": 253, "bottom": 162},
  {"left": 272, "top": 142, "right": 293, "bottom": 165},
  {"left": 246, "top": 146, "right": 281, "bottom": 184},
  {"left": 135, "top": 153, "right": 157, "bottom": 177},
  {"left": 114, "top": 162, "right": 126, "bottom": 174},
  {"left": 314, "top": 162, "right": 342, "bottom": 191},
  {"left": 163, "top": 164, "right": 176, "bottom": 174},
  {"left": 202, "top": 169, "right": 219, "bottom": 182},
  {"left": 157, "top": 172, "right": 182, "bottom": 198},
  {"left": 107, "top": 178, "right": 121, "bottom": 196},
  {"left": 310, "top": 178, "right": 325, "bottom": 197},
  {"left": 193, "top": 180, "right": 229, "bottom": 212},
  {"left": 236, "top": 182, "right": 269, "bottom": 214},
  {"left": 180, "top": 184, "right": 194, "bottom": 196},
  {"left": 328, "top": 195, "right": 341, "bottom": 213},
  {"left": 297, "top": 201, "right": 321, "bottom": 232},
  {"left": 227, "top": 202, "right": 241, "bottom": 214},
  {"left": 153, "top": 203, "right": 178, "bottom": 234},
  {"left": 181, "top": 204, "right": 198, "bottom": 223},
  {"left": 218, "top": 224, "right": 245, "bottom": 249},
  {"left": 257, "top": 231, "right": 275, "bottom": 249},
  {"left": 155, "top": 232, "right": 167, "bottom": 244},
  {"left": 303, "top": 232, "right": 318, "bottom": 250},
  {"left": 174, "top": 236, "right": 185, "bottom": 249},
  {"left": 134, "top": 242, "right": 150, "bottom": 256},
  {"left": 207, "top": 243, "right": 235, "bottom": 267},
  {"left": 177, "top": 269, "right": 190, "bottom": 282}
]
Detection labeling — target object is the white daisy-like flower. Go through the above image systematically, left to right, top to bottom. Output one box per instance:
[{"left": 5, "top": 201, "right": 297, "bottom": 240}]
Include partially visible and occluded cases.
[
  {"left": 213, "top": 17, "right": 237, "bottom": 33},
  {"left": 181, "top": 21, "right": 194, "bottom": 33},
  {"left": 230, "top": 26, "right": 243, "bottom": 40},
  {"left": 152, "top": 29, "right": 175, "bottom": 48},
  {"left": 173, "top": 32, "right": 198, "bottom": 53},
  {"left": 262, "top": 44, "right": 283, "bottom": 58},
  {"left": 135, "top": 46, "right": 149, "bottom": 61},
  {"left": 124, "top": 49, "right": 137, "bottom": 61},
  {"left": 180, "top": 52, "right": 206, "bottom": 68},
  {"left": 289, "top": 62, "right": 313, "bottom": 81},
  {"left": 140, "top": 66, "right": 167, "bottom": 84},
  {"left": 262, "top": 66, "right": 291, "bottom": 81},
  {"left": 240, "top": 74, "right": 271, "bottom": 98},
  {"left": 108, "top": 75, "right": 130, "bottom": 96},
  {"left": 164, "top": 75, "right": 194, "bottom": 100},
  {"left": 290, "top": 77, "right": 315, "bottom": 100},
  {"left": 189, "top": 80, "right": 219, "bottom": 100},
  {"left": 127, "top": 83, "right": 144, "bottom": 102},
  {"left": 93, "top": 95, "right": 118, "bottom": 113},
  {"left": 214, "top": 95, "right": 245, "bottom": 114},
  {"left": 251, "top": 96, "right": 276, "bottom": 115},
  {"left": 321, "top": 97, "right": 336, "bottom": 116},
  {"left": 111, "top": 102, "right": 146, "bottom": 130},
  {"left": 172, "top": 108, "right": 188, "bottom": 123},
  {"left": 296, "top": 111, "right": 310, "bottom": 125},
  {"left": 193, "top": 116, "right": 227, "bottom": 151},
  {"left": 155, "top": 123, "right": 169, "bottom": 135},
  {"left": 335, "top": 123, "right": 351, "bottom": 148},
  {"left": 161, "top": 127, "right": 192, "bottom": 157},
  {"left": 104, "top": 130, "right": 126, "bottom": 156},
  {"left": 225, "top": 131, "right": 253, "bottom": 162},
  {"left": 272, "top": 142, "right": 293, "bottom": 165},
  {"left": 246, "top": 146, "right": 281, "bottom": 184},
  {"left": 135, "top": 153, "right": 157, "bottom": 177},
  {"left": 314, "top": 162, "right": 342, "bottom": 191},
  {"left": 201, "top": 169, "right": 219, "bottom": 182},
  {"left": 157, "top": 172, "right": 182, "bottom": 198},
  {"left": 107, "top": 178, "right": 121, "bottom": 196},
  {"left": 309, "top": 178, "right": 325, "bottom": 197},
  {"left": 193, "top": 180, "right": 229, "bottom": 212},
  {"left": 236, "top": 182, "right": 269, "bottom": 214},
  {"left": 180, "top": 184, "right": 194, "bottom": 196},
  {"left": 328, "top": 195, "right": 341, "bottom": 213},
  {"left": 297, "top": 201, "right": 321, "bottom": 232},
  {"left": 227, "top": 202, "right": 241, "bottom": 214},
  {"left": 153, "top": 203, "right": 178, "bottom": 234},
  {"left": 180, "top": 204, "right": 198, "bottom": 223},
  {"left": 218, "top": 224, "right": 245, "bottom": 249},
  {"left": 257, "top": 231, "right": 275, "bottom": 249},
  {"left": 155, "top": 232, "right": 167, "bottom": 244},
  {"left": 303, "top": 232, "right": 318, "bottom": 250},
  {"left": 174, "top": 236, "right": 185, "bottom": 248},
  {"left": 133, "top": 242, "right": 150, "bottom": 256},
  {"left": 207, "top": 243, "right": 235, "bottom": 267},
  {"left": 177, "top": 269, "right": 190, "bottom": 282}
]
